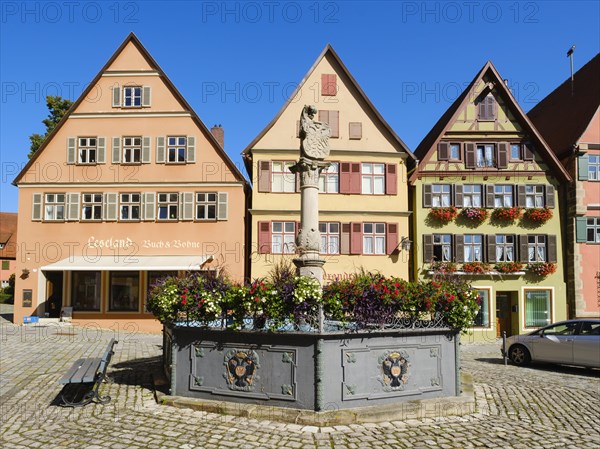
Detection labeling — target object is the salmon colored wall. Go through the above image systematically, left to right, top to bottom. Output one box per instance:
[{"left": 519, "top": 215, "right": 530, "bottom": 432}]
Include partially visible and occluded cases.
[{"left": 580, "top": 109, "right": 600, "bottom": 143}]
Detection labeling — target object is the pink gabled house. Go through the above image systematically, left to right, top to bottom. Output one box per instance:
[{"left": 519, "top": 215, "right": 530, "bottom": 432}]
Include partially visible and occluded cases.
[{"left": 528, "top": 53, "right": 600, "bottom": 318}]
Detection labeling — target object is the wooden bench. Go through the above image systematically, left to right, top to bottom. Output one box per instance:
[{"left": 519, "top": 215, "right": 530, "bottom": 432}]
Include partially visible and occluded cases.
[{"left": 58, "top": 338, "right": 118, "bottom": 407}]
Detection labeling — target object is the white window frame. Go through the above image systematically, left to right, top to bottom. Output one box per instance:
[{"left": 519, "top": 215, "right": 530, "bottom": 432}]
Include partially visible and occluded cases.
[
  {"left": 123, "top": 86, "right": 142, "bottom": 108},
  {"left": 122, "top": 136, "right": 142, "bottom": 164},
  {"left": 167, "top": 136, "right": 187, "bottom": 163},
  {"left": 78, "top": 137, "right": 97, "bottom": 164},
  {"left": 476, "top": 144, "right": 495, "bottom": 168},
  {"left": 589, "top": 155, "right": 599, "bottom": 181},
  {"left": 271, "top": 161, "right": 296, "bottom": 193},
  {"left": 319, "top": 162, "right": 339, "bottom": 193},
  {"left": 361, "top": 163, "right": 385, "bottom": 195},
  {"left": 432, "top": 184, "right": 451, "bottom": 207},
  {"left": 463, "top": 184, "right": 482, "bottom": 207},
  {"left": 494, "top": 185, "right": 514, "bottom": 207},
  {"left": 525, "top": 185, "right": 545, "bottom": 208},
  {"left": 44, "top": 193, "right": 65, "bottom": 221},
  {"left": 81, "top": 193, "right": 103, "bottom": 221},
  {"left": 119, "top": 193, "right": 141, "bottom": 221},
  {"left": 157, "top": 193, "right": 179, "bottom": 221},
  {"left": 196, "top": 193, "right": 217, "bottom": 221},
  {"left": 586, "top": 217, "right": 600, "bottom": 243},
  {"left": 272, "top": 222, "right": 296, "bottom": 254},
  {"left": 319, "top": 222, "right": 340, "bottom": 254},
  {"left": 363, "top": 223, "right": 386, "bottom": 255},
  {"left": 433, "top": 234, "right": 452, "bottom": 261},
  {"left": 495, "top": 235, "right": 515, "bottom": 262},
  {"left": 528, "top": 235, "right": 547, "bottom": 262},
  {"left": 473, "top": 288, "right": 491, "bottom": 328},
  {"left": 523, "top": 288, "right": 553, "bottom": 329}
]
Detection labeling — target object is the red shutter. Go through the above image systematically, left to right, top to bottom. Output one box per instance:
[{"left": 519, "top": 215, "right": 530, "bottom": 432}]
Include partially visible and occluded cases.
[
  {"left": 321, "top": 74, "right": 337, "bottom": 96},
  {"left": 318, "top": 110, "right": 329, "bottom": 125},
  {"left": 329, "top": 110, "right": 339, "bottom": 138},
  {"left": 349, "top": 122, "right": 362, "bottom": 139},
  {"left": 258, "top": 161, "right": 271, "bottom": 192},
  {"left": 340, "top": 162, "right": 351, "bottom": 194},
  {"left": 350, "top": 163, "right": 361, "bottom": 194},
  {"left": 385, "top": 164, "right": 397, "bottom": 195},
  {"left": 258, "top": 221, "right": 271, "bottom": 254},
  {"left": 350, "top": 222, "right": 362, "bottom": 254},
  {"left": 340, "top": 223, "right": 351, "bottom": 254},
  {"left": 386, "top": 223, "right": 399, "bottom": 255}
]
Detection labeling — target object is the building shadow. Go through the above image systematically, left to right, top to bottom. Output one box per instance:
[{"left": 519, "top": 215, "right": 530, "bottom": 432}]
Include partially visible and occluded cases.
[{"left": 474, "top": 357, "right": 600, "bottom": 377}]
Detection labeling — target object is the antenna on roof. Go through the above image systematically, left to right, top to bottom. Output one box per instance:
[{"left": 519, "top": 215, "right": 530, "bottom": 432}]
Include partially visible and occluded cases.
[{"left": 567, "top": 45, "right": 575, "bottom": 96}]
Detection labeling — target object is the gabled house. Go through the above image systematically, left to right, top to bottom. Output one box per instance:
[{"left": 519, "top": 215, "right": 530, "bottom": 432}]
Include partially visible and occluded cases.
[
  {"left": 12, "top": 33, "right": 248, "bottom": 332},
  {"left": 242, "top": 45, "right": 416, "bottom": 281},
  {"left": 528, "top": 53, "right": 600, "bottom": 319},
  {"left": 410, "top": 61, "right": 572, "bottom": 339},
  {"left": 0, "top": 212, "right": 17, "bottom": 289}
]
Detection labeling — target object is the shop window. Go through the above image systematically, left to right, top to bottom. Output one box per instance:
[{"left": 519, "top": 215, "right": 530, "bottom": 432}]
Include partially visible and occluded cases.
[
  {"left": 71, "top": 271, "right": 101, "bottom": 311},
  {"left": 109, "top": 271, "right": 140, "bottom": 312},
  {"left": 473, "top": 289, "right": 490, "bottom": 327},
  {"left": 524, "top": 290, "right": 551, "bottom": 328}
]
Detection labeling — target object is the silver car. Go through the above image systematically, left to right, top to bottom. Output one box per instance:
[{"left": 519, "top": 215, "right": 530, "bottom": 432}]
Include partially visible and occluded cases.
[{"left": 502, "top": 319, "right": 600, "bottom": 368}]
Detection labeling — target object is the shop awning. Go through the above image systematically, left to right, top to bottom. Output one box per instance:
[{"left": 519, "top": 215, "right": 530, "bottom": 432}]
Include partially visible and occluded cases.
[{"left": 41, "top": 255, "right": 213, "bottom": 271}]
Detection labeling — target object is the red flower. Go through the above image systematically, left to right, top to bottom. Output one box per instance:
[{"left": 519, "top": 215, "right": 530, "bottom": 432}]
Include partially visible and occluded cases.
[
  {"left": 181, "top": 294, "right": 187, "bottom": 300},
  {"left": 181, "top": 299, "right": 187, "bottom": 305}
]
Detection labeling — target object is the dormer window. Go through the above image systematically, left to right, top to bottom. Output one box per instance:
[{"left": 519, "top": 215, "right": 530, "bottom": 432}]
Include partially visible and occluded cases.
[
  {"left": 112, "top": 85, "right": 151, "bottom": 108},
  {"left": 123, "top": 86, "right": 142, "bottom": 107}
]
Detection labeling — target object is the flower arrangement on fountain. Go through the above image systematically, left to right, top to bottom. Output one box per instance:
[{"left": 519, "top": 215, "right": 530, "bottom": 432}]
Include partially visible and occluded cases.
[
  {"left": 428, "top": 206, "right": 458, "bottom": 223},
  {"left": 460, "top": 207, "right": 488, "bottom": 225},
  {"left": 491, "top": 207, "right": 522, "bottom": 223},
  {"left": 522, "top": 207, "right": 553, "bottom": 224},
  {"left": 430, "top": 261, "right": 458, "bottom": 273},
  {"left": 461, "top": 261, "right": 491, "bottom": 274},
  {"left": 494, "top": 261, "right": 525, "bottom": 273},
  {"left": 528, "top": 262, "right": 557, "bottom": 277},
  {"left": 147, "top": 267, "right": 482, "bottom": 333}
]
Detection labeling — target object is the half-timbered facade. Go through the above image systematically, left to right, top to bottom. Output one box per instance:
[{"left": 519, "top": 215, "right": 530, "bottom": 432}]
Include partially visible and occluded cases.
[
  {"left": 12, "top": 34, "right": 248, "bottom": 332},
  {"left": 243, "top": 45, "right": 415, "bottom": 281},
  {"left": 529, "top": 53, "right": 600, "bottom": 319},
  {"left": 410, "top": 61, "right": 572, "bottom": 340}
]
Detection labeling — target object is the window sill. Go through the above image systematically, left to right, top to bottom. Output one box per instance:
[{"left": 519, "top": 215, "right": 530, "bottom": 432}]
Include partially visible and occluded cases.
[
  {"left": 76, "top": 163, "right": 99, "bottom": 166},
  {"left": 427, "top": 270, "right": 525, "bottom": 276}
]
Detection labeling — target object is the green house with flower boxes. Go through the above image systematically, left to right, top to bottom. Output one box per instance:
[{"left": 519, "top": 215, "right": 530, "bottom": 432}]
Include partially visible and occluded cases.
[{"left": 409, "top": 61, "right": 572, "bottom": 341}]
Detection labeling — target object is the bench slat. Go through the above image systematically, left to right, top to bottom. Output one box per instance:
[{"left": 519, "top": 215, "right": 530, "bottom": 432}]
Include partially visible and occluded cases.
[{"left": 58, "top": 357, "right": 102, "bottom": 384}]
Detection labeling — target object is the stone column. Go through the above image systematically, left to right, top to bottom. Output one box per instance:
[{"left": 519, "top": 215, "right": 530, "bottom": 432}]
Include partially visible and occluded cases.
[{"left": 290, "top": 157, "right": 330, "bottom": 285}]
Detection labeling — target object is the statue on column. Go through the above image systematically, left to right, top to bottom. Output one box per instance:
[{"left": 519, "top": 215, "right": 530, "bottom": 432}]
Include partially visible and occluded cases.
[{"left": 300, "top": 105, "right": 331, "bottom": 160}]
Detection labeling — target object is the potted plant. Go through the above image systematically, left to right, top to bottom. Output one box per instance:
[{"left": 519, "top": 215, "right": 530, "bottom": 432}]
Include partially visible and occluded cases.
[
  {"left": 428, "top": 206, "right": 458, "bottom": 224},
  {"left": 460, "top": 207, "right": 488, "bottom": 225},
  {"left": 491, "top": 207, "right": 522, "bottom": 224},
  {"left": 522, "top": 207, "right": 553, "bottom": 225},
  {"left": 430, "top": 261, "right": 458, "bottom": 273},
  {"left": 462, "top": 261, "right": 491, "bottom": 273},
  {"left": 495, "top": 261, "right": 525, "bottom": 273},
  {"left": 528, "top": 262, "right": 557, "bottom": 277}
]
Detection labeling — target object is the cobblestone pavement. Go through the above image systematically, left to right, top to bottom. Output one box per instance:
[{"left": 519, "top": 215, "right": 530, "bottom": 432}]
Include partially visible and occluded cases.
[{"left": 1, "top": 305, "right": 599, "bottom": 449}]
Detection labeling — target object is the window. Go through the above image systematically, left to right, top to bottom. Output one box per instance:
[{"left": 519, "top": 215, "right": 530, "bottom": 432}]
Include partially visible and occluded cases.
[
  {"left": 123, "top": 86, "right": 142, "bottom": 107},
  {"left": 478, "top": 94, "right": 496, "bottom": 120},
  {"left": 122, "top": 136, "right": 142, "bottom": 163},
  {"left": 167, "top": 136, "right": 187, "bottom": 163},
  {"left": 78, "top": 137, "right": 97, "bottom": 164},
  {"left": 449, "top": 143, "right": 461, "bottom": 160},
  {"left": 510, "top": 143, "right": 521, "bottom": 160},
  {"left": 476, "top": 144, "right": 495, "bottom": 167},
  {"left": 588, "top": 155, "right": 599, "bottom": 180},
  {"left": 271, "top": 161, "right": 296, "bottom": 192},
  {"left": 319, "top": 162, "right": 339, "bottom": 193},
  {"left": 361, "top": 163, "right": 385, "bottom": 195},
  {"left": 432, "top": 184, "right": 451, "bottom": 207},
  {"left": 463, "top": 184, "right": 482, "bottom": 207},
  {"left": 494, "top": 185, "right": 513, "bottom": 207},
  {"left": 525, "top": 185, "right": 544, "bottom": 208},
  {"left": 81, "top": 193, "right": 103, "bottom": 221},
  {"left": 120, "top": 193, "right": 141, "bottom": 221},
  {"left": 157, "top": 193, "right": 179, "bottom": 220},
  {"left": 196, "top": 193, "right": 217, "bottom": 220},
  {"left": 44, "top": 194, "right": 65, "bottom": 221},
  {"left": 587, "top": 218, "right": 600, "bottom": 243},
  {"left": 272, "top": 222, "right": 296, "bottom": 254},
  {"left": 319, "top": 222, "right": 340, "bottom": 254},
  {"left": 363, "top": 223, "right": 386, "bottom": 255},
  {"left": 433, "top": 234, "right": 452, "bottom": 261},
  {"left": 464, "top": 235, "right": 483, "bottom": 262},
  {"left": 495, "top": 235, "right": 515, "bottom": 262},
  {"left": 528, "top": 235, "right": 547, "bottom": 262},
  {"left": 1, "top": 261, "right": 9, "bottom": 270},
  {"left": 71, "top": 271, "right": 101, "bottom": 311},
  {"left": 109, "top": 271, "right": 139, "bottom": 312},
  {"left": 147, "top": 271, "right": 178, "bottom": 291},
  {"left": 473, "top": 289, "right": 490, "bottom": 327},
  {"left": 524, "top": 290, "right": 551, "bottom": 328},
  {"left": 580, "top": 321, "right": 600, "bottom": 335},
  {"left": 542, "top": 322, "right": 578, "bottom": 336}
]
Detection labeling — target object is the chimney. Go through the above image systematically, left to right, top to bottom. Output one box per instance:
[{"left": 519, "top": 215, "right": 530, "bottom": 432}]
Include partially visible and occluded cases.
[{"left": 211, "top": 124, "right": 224, "bottom": 149}]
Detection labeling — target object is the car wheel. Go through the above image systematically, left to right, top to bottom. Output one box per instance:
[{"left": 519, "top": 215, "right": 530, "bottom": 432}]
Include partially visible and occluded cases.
[{"left": 509, "top": 345, "right": 531, "bottom": 366}]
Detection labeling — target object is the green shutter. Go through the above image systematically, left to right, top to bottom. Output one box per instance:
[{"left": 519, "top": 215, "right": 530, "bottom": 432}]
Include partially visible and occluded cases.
[
  {"left": 578, "top": 155, "right": 589, "bottom": 181},
  {"left": 576, "top": 217, "right": 588, "bottom": 243}
]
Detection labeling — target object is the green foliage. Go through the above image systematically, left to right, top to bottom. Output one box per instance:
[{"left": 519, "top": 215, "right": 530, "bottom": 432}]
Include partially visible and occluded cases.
[{"left": 28, "top": 96, "right": 74, "bottom": 158}]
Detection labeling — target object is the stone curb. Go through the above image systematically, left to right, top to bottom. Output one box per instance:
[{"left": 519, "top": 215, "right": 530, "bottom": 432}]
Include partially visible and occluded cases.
[{"left": 154, "top": 372, "right": 475, "bottom": 427}]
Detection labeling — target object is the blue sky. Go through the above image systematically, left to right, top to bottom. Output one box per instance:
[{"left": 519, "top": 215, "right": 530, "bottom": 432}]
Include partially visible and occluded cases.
[{"left": 1, "top": 1, "right": 599, "bottom": 212}]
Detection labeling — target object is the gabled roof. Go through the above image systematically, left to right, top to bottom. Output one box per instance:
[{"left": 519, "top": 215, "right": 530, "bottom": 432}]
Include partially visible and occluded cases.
[
  {"left": 13, "top": 33, "right": 246, "bottom": 185},
  {"left": 241, "top": 44, "right": 416, "bottom": 176},
  {"left": 528, "top": 53, "right": 600, "bottom": 157},
  {"left": 411, "top": 61, "right": 571, "bottom": 183},
  {"left": 0, "top": 212, "right": 17, "bottom": 259}
]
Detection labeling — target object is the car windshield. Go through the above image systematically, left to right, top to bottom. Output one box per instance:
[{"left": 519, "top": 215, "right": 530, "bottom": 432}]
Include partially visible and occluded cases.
[{"left": 543, "top": 322, "right": 578, "bottom": 336}]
